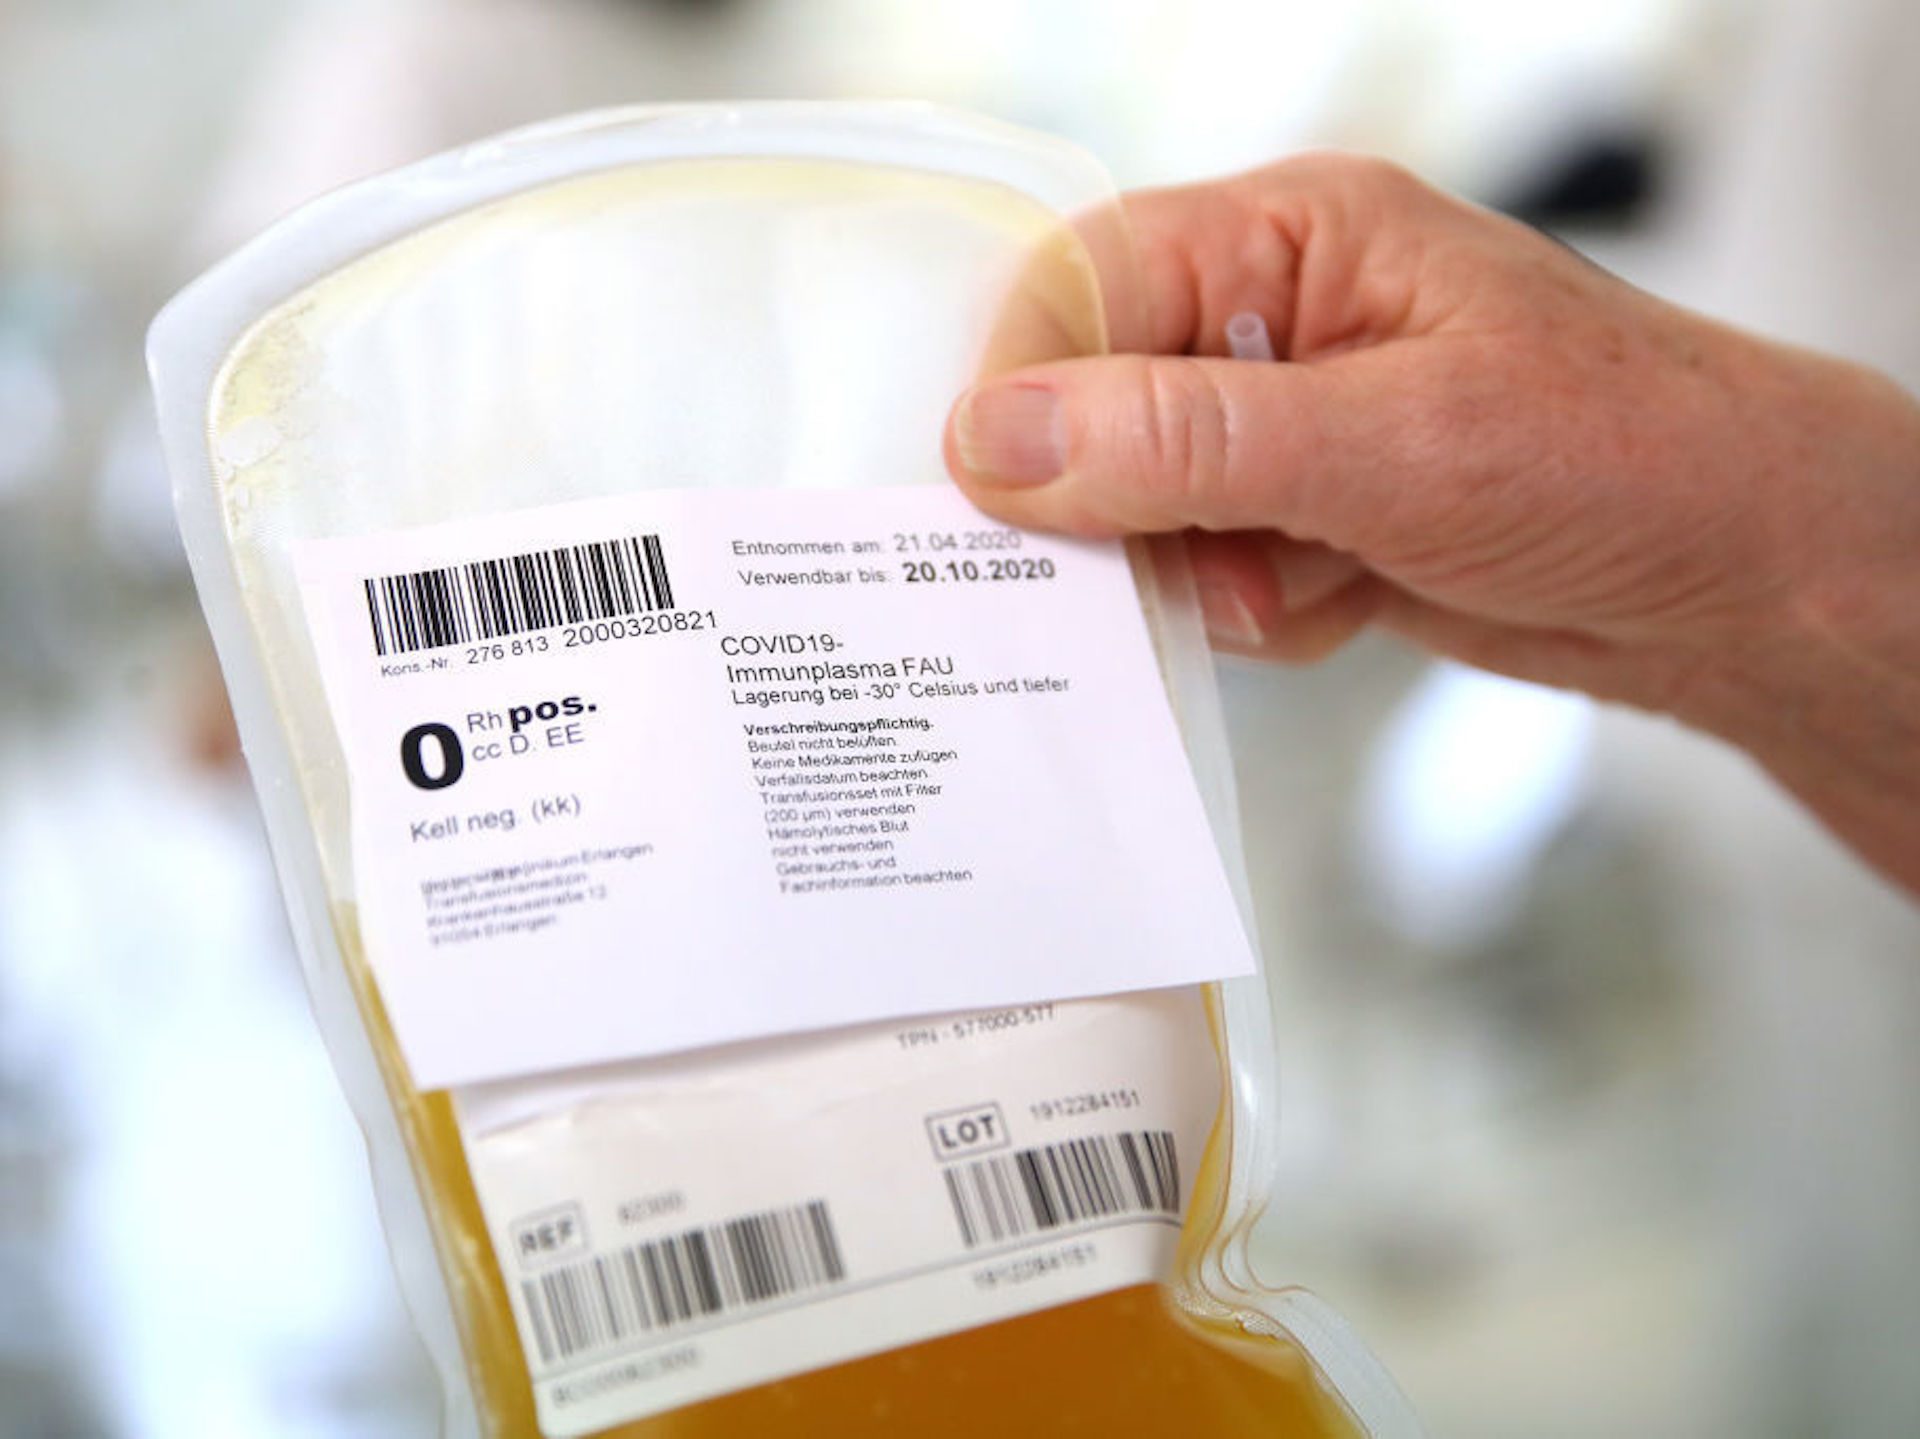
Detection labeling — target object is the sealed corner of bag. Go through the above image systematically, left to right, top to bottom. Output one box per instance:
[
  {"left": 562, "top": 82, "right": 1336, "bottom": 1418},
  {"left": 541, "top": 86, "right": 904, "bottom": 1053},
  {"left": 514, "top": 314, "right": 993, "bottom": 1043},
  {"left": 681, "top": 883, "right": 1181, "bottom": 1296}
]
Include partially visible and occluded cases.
[{"left": 148, "top": 102, "right": 1418, "bottom": 1439}]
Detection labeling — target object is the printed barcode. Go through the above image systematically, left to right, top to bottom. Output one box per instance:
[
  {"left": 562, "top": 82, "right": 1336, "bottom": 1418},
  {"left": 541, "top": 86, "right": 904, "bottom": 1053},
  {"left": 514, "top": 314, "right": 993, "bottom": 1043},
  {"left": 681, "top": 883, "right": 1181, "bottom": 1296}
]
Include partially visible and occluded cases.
[
  {"left": 361, "top": 534, "right": 674, "bottom": 656},
  {"left": 942, "top": 1130, "right": 1180, "bottom": 1249},
  {"left": 518, "top": 1200, "right": 844, "bottom": 1366}
]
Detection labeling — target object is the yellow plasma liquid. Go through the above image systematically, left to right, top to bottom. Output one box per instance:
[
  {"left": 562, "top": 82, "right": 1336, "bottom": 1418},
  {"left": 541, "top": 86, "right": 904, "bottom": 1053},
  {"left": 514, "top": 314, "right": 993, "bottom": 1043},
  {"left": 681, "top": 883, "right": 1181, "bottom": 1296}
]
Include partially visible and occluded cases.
[{"left": 336, "top": 915, "right": 1358, "bottom": 1438}]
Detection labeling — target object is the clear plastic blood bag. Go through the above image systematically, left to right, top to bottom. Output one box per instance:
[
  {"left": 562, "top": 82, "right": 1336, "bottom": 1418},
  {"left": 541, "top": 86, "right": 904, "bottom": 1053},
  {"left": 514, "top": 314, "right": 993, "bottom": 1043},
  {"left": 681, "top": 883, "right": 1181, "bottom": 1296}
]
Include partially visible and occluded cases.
[{"left": 150, "top": 104, "right": 1417, "bottom": 1439}]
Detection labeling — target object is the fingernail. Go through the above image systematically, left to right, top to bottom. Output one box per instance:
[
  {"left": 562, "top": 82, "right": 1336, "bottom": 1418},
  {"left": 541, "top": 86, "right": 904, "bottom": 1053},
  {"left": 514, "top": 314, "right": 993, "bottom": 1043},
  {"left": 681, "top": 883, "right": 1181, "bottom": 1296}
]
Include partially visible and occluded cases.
[
  {"left": 955, "top": 383, "right": 1064, "bottom": 486},
  {"left": 1198, "top": 579, "right": 1264, "bottom": 650}
]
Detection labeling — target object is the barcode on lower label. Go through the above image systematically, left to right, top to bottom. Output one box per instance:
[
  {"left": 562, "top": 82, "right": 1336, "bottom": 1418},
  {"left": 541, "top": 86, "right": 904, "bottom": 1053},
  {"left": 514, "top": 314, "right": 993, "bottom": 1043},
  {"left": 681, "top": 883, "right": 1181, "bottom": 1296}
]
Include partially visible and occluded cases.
[
  {"left": 362, "top": 533, "right": 674, "bottom": 656},
  {"left": 942, "top": 1130, "right": 1181, "bottom": 1249},
  {"left": 519, "top": 1200, "right": 844, "bottom": 1365}
]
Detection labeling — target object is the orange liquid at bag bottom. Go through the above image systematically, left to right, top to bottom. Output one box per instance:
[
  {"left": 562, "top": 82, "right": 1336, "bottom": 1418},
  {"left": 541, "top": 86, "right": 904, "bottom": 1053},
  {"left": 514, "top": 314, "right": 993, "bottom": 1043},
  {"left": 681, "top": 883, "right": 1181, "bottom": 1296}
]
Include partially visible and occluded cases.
[
  {"left": 344, "top": 916, "right": 1359, "bottom": 1438},
  {"left": 629, "top": 1286, "right": 1360, "bottom": 1437}
]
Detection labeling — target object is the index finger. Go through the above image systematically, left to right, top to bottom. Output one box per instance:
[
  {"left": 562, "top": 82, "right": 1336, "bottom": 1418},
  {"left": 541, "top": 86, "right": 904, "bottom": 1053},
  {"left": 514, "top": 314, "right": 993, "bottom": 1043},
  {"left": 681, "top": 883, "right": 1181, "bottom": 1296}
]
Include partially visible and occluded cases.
[
  {"left": 1096, "top": 154, "right": 1466, "bottom": 362},
  {"left": 1100, "top": 177, "right": 1301, "bottom": 357},
  {"left": 966, "top": 179, "right": 1278, "bottom": 382}
]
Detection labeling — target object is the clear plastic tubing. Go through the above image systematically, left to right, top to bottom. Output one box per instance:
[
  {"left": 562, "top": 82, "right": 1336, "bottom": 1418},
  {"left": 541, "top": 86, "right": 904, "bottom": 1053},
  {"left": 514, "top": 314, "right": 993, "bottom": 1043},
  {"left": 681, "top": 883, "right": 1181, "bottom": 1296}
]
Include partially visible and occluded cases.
[{"left": 1225, "top": 310, "right": 1276, "bottom": 362}]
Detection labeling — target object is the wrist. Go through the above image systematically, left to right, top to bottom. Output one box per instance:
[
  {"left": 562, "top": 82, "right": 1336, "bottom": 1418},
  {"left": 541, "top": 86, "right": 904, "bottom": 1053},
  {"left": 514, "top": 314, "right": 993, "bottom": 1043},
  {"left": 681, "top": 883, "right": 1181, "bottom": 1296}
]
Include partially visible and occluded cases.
[{"left": 1676, "top": 356, "right": 1920, "bottom": 893}]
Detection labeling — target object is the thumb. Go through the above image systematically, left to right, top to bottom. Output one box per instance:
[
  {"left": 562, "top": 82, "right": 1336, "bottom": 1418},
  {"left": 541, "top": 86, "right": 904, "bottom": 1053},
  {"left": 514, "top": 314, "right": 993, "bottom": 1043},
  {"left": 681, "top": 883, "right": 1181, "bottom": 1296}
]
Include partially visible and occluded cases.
[{"left": 944, "top": 350, "right": 1424, "bottom": 550}]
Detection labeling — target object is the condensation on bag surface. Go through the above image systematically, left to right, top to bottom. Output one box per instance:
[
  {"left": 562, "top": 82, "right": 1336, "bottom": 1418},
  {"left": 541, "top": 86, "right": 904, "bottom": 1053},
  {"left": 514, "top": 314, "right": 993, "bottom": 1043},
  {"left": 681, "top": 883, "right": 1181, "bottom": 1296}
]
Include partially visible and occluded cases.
[{"left": 151, "top": 104, "right": 1416, "bottom": 1438}]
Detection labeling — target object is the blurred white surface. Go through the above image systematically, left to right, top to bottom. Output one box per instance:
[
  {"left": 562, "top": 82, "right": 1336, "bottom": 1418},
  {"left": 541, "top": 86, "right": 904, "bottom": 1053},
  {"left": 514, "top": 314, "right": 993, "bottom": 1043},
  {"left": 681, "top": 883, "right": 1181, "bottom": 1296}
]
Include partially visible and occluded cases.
[{"left": 0, "top": 679, "right": 436, "bottom": 1438}]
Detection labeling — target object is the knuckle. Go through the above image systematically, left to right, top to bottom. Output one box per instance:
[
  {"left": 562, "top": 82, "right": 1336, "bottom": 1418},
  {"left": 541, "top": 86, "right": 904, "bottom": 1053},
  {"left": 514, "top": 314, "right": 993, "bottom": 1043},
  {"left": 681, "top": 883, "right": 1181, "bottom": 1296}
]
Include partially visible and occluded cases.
[
  {"left": 1260, "top": 149, "right": 1421, "bottom": 198},
  {"left": 1327, "top": 152, "right": 1423, "bottom": 202},
  {"left": 1349, "top": 153, "right": 1422, "bottom": 194}
]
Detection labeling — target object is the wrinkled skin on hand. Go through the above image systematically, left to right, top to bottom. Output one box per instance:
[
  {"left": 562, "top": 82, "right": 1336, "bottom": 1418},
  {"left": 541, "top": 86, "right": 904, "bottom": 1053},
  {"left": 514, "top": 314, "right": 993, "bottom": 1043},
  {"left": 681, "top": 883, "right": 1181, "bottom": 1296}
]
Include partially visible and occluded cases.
[{"left": 945, "top": 155, "right": 1920, "bottom": 894}]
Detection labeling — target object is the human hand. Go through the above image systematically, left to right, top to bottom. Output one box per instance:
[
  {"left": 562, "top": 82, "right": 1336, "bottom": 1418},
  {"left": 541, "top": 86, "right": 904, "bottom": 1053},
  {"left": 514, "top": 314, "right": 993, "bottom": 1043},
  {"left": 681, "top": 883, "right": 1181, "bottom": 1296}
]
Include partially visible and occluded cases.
[{"left": 943, "top": 155, "right": 1920, "bottom": 893}]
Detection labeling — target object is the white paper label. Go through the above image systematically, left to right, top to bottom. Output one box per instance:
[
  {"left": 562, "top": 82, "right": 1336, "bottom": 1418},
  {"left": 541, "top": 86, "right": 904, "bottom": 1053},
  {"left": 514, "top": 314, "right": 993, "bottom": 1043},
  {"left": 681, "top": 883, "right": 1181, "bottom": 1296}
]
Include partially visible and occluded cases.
[
  {"left": 295, "top": 485, "right": 1253, "bottom": 1089},
  {"left": 455, "top": 988, "right": 1219, "bottom": 1435}
]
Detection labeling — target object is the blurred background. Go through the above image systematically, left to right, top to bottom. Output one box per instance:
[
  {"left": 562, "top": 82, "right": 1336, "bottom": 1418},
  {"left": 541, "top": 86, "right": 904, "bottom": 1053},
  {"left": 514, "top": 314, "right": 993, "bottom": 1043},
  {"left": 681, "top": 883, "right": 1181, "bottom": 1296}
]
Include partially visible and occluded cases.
[{"left": 2, "top": 0, "right": 1917, "bottom": 1434}]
